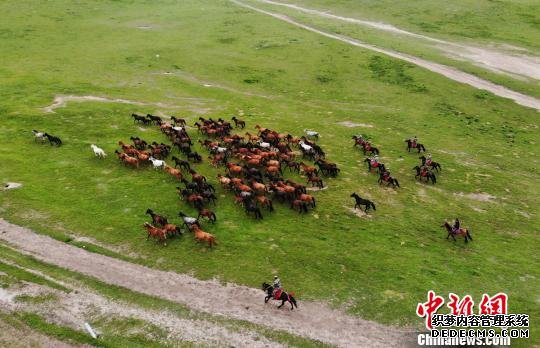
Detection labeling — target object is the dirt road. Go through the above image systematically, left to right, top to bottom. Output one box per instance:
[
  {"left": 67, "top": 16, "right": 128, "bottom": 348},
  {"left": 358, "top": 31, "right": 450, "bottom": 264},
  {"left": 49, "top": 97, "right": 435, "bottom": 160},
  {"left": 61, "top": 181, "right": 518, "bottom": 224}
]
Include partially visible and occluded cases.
[
  {"left": 231, "top": 0, "right": 540, "bottom": 111},
  {"left": 0, "top": 219, "right": 415, "bottom": 347}
]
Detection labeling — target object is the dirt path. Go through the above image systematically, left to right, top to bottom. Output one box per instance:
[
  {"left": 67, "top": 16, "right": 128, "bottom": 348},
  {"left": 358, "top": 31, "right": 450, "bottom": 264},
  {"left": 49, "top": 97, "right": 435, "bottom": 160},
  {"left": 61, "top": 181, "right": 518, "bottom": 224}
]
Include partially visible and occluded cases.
[
  {"left": 231, "top": 0, "right": 540, "bottom": 111},
  {"left": 253, "top": 0, "right": 540, "bottom": 81},
  {"left": 42, "top": 95, "right": 213, "bottom": 114},
  {"left": 0, "top": 219, "right": 414, "bottom": 347},
  {"left": 0, "top": 275, "right": 282, "bottom": 347}
]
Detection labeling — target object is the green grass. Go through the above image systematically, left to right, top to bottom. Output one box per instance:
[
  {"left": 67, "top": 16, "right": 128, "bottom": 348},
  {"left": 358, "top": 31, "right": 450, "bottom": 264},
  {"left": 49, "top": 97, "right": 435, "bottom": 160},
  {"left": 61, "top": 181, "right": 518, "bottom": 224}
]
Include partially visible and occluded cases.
[
  {"left": 0, "top": 0, "right": 538, "bottom": 345},
  {"left": 242, "top": 0, "right": 540, "bottom": 98},
  {"left": 278, "top": 0, "right": 540, "bottom": 51}
]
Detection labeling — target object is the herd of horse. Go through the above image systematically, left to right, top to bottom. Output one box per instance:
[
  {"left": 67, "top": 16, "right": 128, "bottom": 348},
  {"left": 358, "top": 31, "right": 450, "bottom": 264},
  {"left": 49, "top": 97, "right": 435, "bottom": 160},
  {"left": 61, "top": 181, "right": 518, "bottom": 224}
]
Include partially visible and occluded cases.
[
  {"left": 29, "top": 112, "right": 475, "bottom": 312},
  {"left": 32, "top": 114, "right": 469, "bottom": 245},
  {"left": 113, "top": 114, "right": 342, "bottom": 247},
  {"left": 353, "top": 134, "right": 441, "bottom": 187}
]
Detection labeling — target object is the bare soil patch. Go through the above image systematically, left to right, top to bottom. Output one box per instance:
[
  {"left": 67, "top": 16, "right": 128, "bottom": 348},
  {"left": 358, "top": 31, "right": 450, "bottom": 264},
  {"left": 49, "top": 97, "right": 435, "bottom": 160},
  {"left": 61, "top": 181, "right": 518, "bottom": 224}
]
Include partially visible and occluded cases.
[
  {"left": 42, "top": 95, "right": 146, "bottom": 113},
  {"left": 338, "top": 121, "right": 374, "bottom": 128},
  {"left": 3, "top": 182, "right": 22, "bottom": 190},
  {"left": 306, "top": 185, "right": 328, "bottom": 191},
  {"left": 454, "top": 192, "right": 496, "bottom": 202},
  {"left": 345, "top": 206, "right": 373, "bottom": 219},
  {"left": 0, "top": 219, "right": 411, "bottom": 347}
]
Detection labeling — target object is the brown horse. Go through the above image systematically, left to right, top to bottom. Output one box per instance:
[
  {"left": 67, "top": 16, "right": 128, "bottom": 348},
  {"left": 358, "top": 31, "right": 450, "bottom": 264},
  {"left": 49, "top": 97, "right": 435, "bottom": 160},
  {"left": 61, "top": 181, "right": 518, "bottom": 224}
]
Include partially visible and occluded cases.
[
  {"left": 231, "top": 116, "right": 245, "bottom": 128},
  {"left": 115, "top": 150, "right": 139, "bottom": 168},
  {"left": 299, "top": 162, "right": 318, "bottom": 176},
  {"left": 164, "top": 165, "right": 183, "bottom": 180},
  {"left": 306, "top": 173, "right": 324, "bottom": 188},
  {"left": 298, "top": 193, "right": 316, "bottom": 208},
  {"left": 197, "top": 208, "right": 217, "bottom": 223},
  {"left": 143, "top": 222, "right": 168, "bottom": 245},
  {"left": 442, "top": 222, "right": 473, "bottom": 243},
  {"left": 162, "top": 223, "right": 183, "bottom": 237},
  {"left": 193, "top": 226, "right": 217, "bottom": 247}
]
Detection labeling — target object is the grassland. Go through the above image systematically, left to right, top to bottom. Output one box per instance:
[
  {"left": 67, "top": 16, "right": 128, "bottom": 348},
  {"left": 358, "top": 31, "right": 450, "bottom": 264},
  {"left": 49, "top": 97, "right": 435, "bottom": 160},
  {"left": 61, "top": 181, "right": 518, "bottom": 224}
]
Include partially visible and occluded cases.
[
  {"left": 0, "top": 0, "right": 539, "bottom": 345},
  {"left": 240, "top": 0, "right": 540, "bottom": 98},
  {"left": 279, "top": 0, "right": 540, "bottom": 51}
]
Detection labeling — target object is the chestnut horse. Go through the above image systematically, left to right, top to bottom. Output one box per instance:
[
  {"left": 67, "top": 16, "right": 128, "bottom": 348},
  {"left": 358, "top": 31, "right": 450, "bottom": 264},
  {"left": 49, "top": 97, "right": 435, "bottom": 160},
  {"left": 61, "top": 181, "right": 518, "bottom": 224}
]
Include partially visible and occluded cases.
[
  {"left": 143, "top": 222, "right": 168, "bottom": 245},
  {"left": 442, "top": 222, "right": 473, "bottom": 243},
  {"left": 193, "top": 226, "right": 217, "bottom": 247}
]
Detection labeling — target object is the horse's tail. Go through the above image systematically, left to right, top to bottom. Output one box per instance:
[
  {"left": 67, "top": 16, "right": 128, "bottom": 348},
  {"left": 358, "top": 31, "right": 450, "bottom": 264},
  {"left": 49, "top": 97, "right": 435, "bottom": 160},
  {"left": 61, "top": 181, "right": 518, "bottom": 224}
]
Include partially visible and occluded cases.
[
  {"left": 373, "top": 147, "right": 379, "bottom": 155},
  {"left": 431, "top": 174, "right": 437, "bottom": 184},
  {"left": 394, "top": 179, "right": 400, "bottom": 188},
  {"left": 371, "top": 202, "right": 376, "bottom": 211},
  {"left": 467, "top": 230, "right": 473, "bottom": 241}
]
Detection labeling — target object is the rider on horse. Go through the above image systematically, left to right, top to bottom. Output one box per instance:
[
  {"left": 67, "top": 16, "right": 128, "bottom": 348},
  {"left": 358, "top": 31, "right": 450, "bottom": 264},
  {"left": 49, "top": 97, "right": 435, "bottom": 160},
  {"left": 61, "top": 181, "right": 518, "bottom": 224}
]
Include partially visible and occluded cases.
[
  {"left": 412, "top": 136, "right": 418, "bottom": 147},
  {"left": 425, "top": 153, "right": 432, "bottom": 166},
  {"left": 370, "top": 154, "right": 379, "bottom": 166},
  {"left": 382, "top": 168, "right": 390, "bottom": 180},
  {"left": 452, "top": 218, "right": 460, "bottom": 234},
  {"left": 273, "top": 275, "right": 282, "bottom": 299}
]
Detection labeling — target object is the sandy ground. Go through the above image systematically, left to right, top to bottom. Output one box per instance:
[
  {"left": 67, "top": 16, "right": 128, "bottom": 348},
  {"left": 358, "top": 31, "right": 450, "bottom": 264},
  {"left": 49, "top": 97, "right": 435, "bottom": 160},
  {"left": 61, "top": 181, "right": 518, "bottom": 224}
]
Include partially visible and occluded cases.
[
  {"left": 231, "top": 0, "right": 540, "bottom": 111},
  {"left": 253, "top": 0, "right": 540, "bottom": 81},
  {"left": 0, "top": 219, "right": 416, "bottom": 347}
]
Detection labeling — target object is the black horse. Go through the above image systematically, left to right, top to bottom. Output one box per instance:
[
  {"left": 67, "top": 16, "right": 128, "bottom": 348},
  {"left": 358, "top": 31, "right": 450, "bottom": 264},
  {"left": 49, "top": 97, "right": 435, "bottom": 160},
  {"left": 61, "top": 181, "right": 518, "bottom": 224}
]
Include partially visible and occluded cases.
[
  {"left": 132, "top": 113, "right": 150, "bottom": 124},
  {"left": 146, "top": 114, "right": 162, "bottom": 125},
  {"left": 44, "top": 133, "right": 62, "bottom": 146},
  {"left": 405, "top": 139, "right": 426, "bottom": 153},
  {"left": 187, "top": 151, "right": 202, "bottom": 163},
  {"left": 419, "top": 155, "right": 442, "bottom": 172},
  {"left": 172, "top": 156, "right": 191, "bottom": 171},
  {"left": 413, "top": 166, "right": 437, "bottom": 184},
  {"left": 378, "top": 172, "right": 400, "bottom": 188},
  {"left": 350, "top": 193, "right": 376, "bottom": 212},
  {"left": 244, "top": 199, "right": 263, "bottom": 219},
  {"left": 262, "top": 282, "right": 298, "bottom": 310}
]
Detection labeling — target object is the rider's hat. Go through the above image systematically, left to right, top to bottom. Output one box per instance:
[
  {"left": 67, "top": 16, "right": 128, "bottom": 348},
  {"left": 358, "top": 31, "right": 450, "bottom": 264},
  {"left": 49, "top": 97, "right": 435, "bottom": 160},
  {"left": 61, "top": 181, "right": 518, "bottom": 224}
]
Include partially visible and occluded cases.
[{"left": 274, "top": 275, "right": 278, "bottom": 279}]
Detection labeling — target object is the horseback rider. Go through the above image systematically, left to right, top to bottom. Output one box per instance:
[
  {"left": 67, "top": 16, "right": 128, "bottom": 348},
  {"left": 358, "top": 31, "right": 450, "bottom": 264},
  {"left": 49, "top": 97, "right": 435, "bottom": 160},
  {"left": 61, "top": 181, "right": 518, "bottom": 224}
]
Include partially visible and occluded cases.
[
  {"left": 425, "top": 153, "right": 432, "bottom": 166},
  {"left": 382, "top": 169, "right": 390, "bottom": 180},
  {"left": 452, "top": 218, "right": 460, "bottom": 234},
  {"left": 272, "top": 275, "right": 283, "bottom": 299},
  {"left": 273, "top": 275, "right": 281, "bottom": 289}
]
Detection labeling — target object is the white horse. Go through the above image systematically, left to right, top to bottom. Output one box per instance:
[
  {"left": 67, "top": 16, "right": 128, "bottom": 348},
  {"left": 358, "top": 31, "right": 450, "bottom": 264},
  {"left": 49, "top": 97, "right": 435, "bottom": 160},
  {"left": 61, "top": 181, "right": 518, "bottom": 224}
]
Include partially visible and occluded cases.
[
  {"left": 172, "top": 126, "right": 184, "bottom": 132},
  {"left": 303, "top": 129, "right": 319, "bottom": 138},
  {"left": 32, "top": 130, "right": 46, "bottom": 143},
  {"left": 258, "top": 141, "right": 271, "bottom": 149},
  {"left": 299, "top": 141, "right": 313, "bottom": 152},
  {"left": 90, "top": 144, "right": 106, "bottom": 158},
  {"left": 149, "top": 156, "right": 166, "bottom": 169}
]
